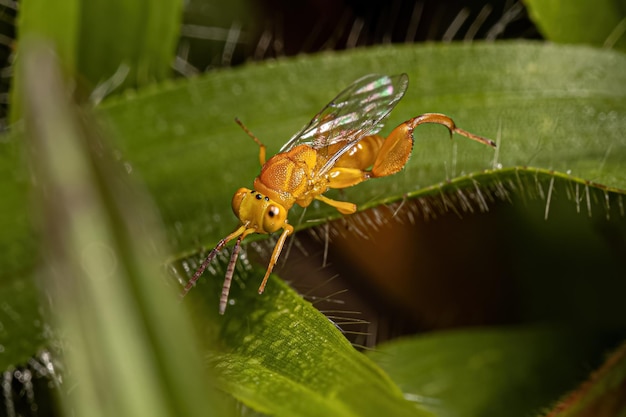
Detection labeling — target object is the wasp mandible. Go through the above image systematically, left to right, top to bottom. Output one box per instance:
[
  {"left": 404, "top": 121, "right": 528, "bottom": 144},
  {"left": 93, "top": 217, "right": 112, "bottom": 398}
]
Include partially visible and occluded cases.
[{"left": 182, "top": 73, "right": 496, "bottom": 314}]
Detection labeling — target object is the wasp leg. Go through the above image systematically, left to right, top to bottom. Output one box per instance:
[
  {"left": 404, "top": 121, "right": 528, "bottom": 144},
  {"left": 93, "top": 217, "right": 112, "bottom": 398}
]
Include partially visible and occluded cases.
[
  {"left": 371, "top": 113, "right": 495, "bottom": 178},
  {"left": 405, "top": 113, "right": 495, "bottom": 148},
  {"left": 319, "top": 114, "right": 494, "bottom": 214},
  {"left": 235, "top": 118, "right": 267, "bottom": 165},
  {"left": 370, "top": 121, "right": 414, "bottom": 178},
  {"left": 325, "top": 129, "right": 404, "bottom": 187},
  {"left": 325, "top": 134, "right": 385, "bottom": 189},
  {"left": 332, "top": 135, "right": 385, "bottom": 170},
  {"left": 327, "top": 167, "right": 370, "bottom": 188},
  {"left": 315, "top": 194, "right": 357, "bottom": 214},
  {"left": 258, "top": 223, "right": 295, "bottom": 294}
]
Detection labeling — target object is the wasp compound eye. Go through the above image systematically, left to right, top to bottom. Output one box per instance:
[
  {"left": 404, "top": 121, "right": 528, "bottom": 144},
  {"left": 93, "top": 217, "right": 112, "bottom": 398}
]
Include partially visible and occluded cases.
[{"left": 263, "top": 205, "right": 285, "bottom": 233}]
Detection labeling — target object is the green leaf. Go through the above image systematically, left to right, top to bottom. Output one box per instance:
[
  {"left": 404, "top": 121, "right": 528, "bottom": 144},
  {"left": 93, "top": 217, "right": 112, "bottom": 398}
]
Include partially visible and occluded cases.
[
  {"left": 10, "top": 0, "right": 182, "bottom": 121},
  {"left": 76, "top": 0, "right": 181, "bottom": 88},
  {"left": 526, "top": 0, "right": 626, "bottom": 51},
  {"left": 18, "top": 41, "right": 230, "bottom": 417},
  {"left": 103, "top": 41, "right": 626, "bottom": 415},
  {"left": 2, "top": 42, "right": 626, "bottom": 415},
  {"left": 98, "top": 42, "right": 626, "bottom": 256},
  {"left": 185, "top": 264, "right": 430, "bottom": 417},
  {"left": 365, "top": 326, "right": 620, "bottom": 417},
  {"left": 546, "top": 342, "right": 626, "bottom": 416}
]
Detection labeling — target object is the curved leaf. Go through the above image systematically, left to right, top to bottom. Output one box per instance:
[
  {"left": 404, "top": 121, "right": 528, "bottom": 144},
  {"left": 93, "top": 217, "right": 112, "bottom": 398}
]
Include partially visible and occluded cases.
[
  {"left": 10, "top": 0, "right": 181, "bottom": 121},
  {"left": 526, "top": 0, "right": 626, "bottom": 51},
  {"left": 98, "top": 42, "right": 626, "bottom": 256},
  {"left": 184, "top": 263, "right": 431, "bottom": 416},
  {"left": 366, "top": 326, "right": 621, "bottom": 417},
  {"left": 546, "top": 342, "right": 626, "bottom": 417}
]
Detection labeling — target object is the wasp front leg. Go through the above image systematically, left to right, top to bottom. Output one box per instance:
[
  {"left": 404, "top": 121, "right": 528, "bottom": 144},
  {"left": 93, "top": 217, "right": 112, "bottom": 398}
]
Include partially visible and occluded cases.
[{"left": 257, "top": 223, "right": 294, "bottom": 294}]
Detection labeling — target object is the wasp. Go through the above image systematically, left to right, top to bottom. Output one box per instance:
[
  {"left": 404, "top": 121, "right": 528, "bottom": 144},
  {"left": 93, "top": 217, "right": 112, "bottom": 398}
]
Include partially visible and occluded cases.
[{"left": 182, "top": 73, "right": 496, "bottom": 314}]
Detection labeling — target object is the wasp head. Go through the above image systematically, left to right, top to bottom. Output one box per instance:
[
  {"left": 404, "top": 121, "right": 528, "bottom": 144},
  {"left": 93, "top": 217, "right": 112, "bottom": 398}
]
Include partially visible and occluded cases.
[{"left": 231, "top": 188, "right": 289, "bottom": 234}]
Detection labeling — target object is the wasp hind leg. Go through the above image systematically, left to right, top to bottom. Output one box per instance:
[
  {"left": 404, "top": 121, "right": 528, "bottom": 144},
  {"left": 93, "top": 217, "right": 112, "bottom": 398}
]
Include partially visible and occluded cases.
[
  {"left": 371, "top": 113, "right": 496, "bottom": 177},
  {"left": 320, "top": 114, "right": 494, "bottom": 216},
  {"left": 370, "top": 121, "right": 414, "bottom": 178},
  {"left": 328, "top": 131, "right": 410, "bottom": 185},
  {"left": 326, "top": 134, "right": 384, "bottom": 189}
]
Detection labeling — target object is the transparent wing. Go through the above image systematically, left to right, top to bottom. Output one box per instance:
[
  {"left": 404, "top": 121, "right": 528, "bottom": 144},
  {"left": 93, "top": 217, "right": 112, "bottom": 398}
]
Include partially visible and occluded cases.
[{"left": 279, "top": 73, "right": 409, "bottom": 175}]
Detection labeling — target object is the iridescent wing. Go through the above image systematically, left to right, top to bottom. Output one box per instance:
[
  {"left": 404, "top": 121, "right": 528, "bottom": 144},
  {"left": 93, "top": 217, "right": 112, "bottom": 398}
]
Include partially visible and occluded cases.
[{"left": 279, "top": 73, "right": 409, "bottom": 176}]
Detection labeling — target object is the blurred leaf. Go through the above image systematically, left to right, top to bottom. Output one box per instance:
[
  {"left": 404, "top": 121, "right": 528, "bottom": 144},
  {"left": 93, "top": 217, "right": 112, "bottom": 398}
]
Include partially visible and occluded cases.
[
  {"left": 10, "top": 0, "right": 182, "bottom": 121},
  {"left": 77, "top": 0, "right": 181, "bottom": 88},
  {"left": 180, "top": 0, "right": 255, "bottom": 70},
  {"left": 526, "top": 0, "right": 626, "bottom": 51},
  {"left": 19, "top": 41, "right": 229, "bottom": 417},
  {"left": 365, "top": 326, "right": 622, "bottom": 417},
  {"left": 546, "top": 342, "right": 626, "bottom": 417}
]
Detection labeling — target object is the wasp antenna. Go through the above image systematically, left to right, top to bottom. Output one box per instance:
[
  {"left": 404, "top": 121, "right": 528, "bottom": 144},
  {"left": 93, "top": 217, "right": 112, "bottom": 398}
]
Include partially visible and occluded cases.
[
  {"left": 234, "top": 118, "right": 267, "bottom": 165},
  {"left": 235, "top": 118, "right": 256, "bottom": 141},
  {"left": 181, "top": 225, "right": 247, "bottom": 299},
  {"left": 219, "top": 234, "right": 244, "bottom": 315},
  {"left": 181, "top": 246, "right": 221, "bottom": 298}
]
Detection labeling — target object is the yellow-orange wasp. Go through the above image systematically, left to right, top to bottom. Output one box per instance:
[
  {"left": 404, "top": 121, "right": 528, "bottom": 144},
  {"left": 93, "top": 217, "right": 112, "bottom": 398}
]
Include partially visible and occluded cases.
[{"left": 182, "top": 73, "right": 495, "bottom": 314}]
